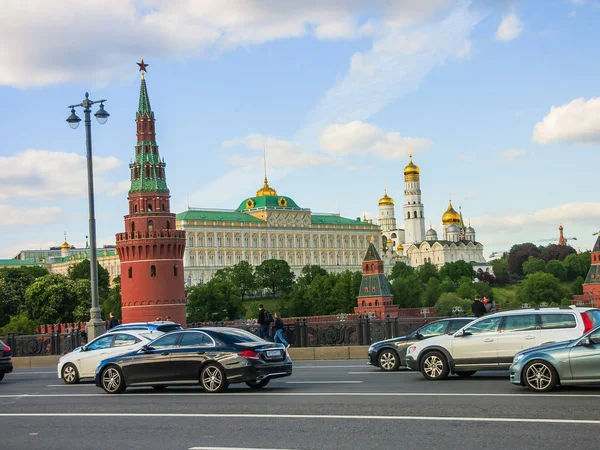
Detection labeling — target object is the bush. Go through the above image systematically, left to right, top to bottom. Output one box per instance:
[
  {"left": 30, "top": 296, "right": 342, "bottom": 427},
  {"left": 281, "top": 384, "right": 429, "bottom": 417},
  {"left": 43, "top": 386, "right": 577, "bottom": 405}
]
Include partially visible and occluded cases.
[
  {"left": 434, "top": 293, "right": 473, "bottom": 317},
  {"left": 0, "top": 312, "right": 39, "bottom": 336}
]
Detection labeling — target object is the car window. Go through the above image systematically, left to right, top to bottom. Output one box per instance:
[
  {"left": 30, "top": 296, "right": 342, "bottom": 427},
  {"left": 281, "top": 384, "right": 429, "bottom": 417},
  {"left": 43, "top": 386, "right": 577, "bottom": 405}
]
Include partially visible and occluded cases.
[
  {"left": 585, "top": 310, "right": 600, "bottom": 327},
  {"left": 540, "top": 313, "right": 576, "bottom": 330},
  {"left": 503, "top": 314, "right": 537, "bottom": 332},
  {"left": 465, "top": 317, "right": 502, "bottom": 335},
  {"left": 448, "top": 320, "right": 471, "bottom": 334},
  {"left": 417, "top": 322, "right": 448, "bottom": 338},
  {"left": 156, "top": 324, "right": 183, "bottom": 332},
  {"left": 218, "top": 329, "right": 265, "bottom": 343},
  {"left": 588, "top": 329, "right": 600, "bottom": 344},
  {"left": 179, "top": 332, "right": 213, "bottom": 347},
  {"left": 150, "top": 333, "right": 181, "bottom": 348},
  {"left": 112, "top": 334, "right": 138, "bottom": 347},
  {"left": 87, "top": 335, "right": 113, "bottom": 351}
]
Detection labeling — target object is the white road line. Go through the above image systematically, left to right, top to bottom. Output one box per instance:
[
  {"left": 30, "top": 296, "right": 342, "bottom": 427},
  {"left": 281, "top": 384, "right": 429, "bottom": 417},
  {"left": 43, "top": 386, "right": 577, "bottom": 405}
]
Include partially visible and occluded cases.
[
  {"left": 293, "top": 365, "right": 367, "bottom": 369},
  {"left": 347, "top": 371, "right": 411, "bottom": 375},
  {"left": 12, "top": 372, "right": 56, "bottom": 375},
  {"left": 285, "top": 381, "right": 363, "bottom": 384},
  {"left": 46, "top": 384, "right": 93, "bottom": 387},
  {"left": 2, "top": 392, "right": 599, "bottom": 399},
  {"left": 0, "top": 412, "right": 598, "bottom": 425},
  {"left": 189, "top": 447, "right": 293, "bottom": 450}
]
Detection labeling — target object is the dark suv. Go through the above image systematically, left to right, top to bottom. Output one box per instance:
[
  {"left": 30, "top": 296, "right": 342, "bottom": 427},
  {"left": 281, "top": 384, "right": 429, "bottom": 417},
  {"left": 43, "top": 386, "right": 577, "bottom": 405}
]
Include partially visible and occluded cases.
[
  {"left": 367, "top": 317, "right": 474, "bottom": 371},
  {"left": 0, "top": 339, "right": 13, "bottom": 382}
]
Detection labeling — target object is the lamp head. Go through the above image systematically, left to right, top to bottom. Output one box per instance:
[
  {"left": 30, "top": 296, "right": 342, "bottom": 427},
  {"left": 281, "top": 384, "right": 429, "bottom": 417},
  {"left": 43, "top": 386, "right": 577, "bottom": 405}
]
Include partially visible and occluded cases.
[
  {"left": 94, "top": 103, "right": 110, "bottom": 125},
  {"left": 66, "top": 108, "right": 81, "bottom": 129}
]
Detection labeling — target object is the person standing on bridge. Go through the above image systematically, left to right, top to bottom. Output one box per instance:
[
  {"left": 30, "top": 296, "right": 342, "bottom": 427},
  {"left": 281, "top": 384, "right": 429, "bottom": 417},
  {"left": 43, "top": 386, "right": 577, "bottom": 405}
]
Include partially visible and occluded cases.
[
  {"left": 471, "top": 296, "right": 487, "bottom": 318},
  {"left": 106, "top": 312, "right": 119, "bottom": 330},
  {"left": 273, "top": 312, "right": 290, "bottom": 349}
]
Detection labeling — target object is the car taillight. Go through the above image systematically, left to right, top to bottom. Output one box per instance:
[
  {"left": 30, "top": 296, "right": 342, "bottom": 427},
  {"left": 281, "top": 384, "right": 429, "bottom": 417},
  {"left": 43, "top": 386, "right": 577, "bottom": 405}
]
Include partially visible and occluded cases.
[
  {"left": 581, "top": 313, "right": 594, "bottom": 334},
  {"left": 3, "top": 346, "right": 10, "bottom": 355},
  {"left": 238, "top": 350, "right": 259, "bottom": 359}
]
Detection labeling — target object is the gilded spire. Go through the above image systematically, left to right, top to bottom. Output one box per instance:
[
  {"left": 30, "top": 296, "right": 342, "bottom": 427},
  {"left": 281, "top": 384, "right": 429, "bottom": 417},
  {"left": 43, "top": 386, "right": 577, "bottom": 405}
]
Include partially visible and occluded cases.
[
  {"left": 137, "top": 60, "right": 152, "bottom": 116},
  {"left": 256, "top": 144, "right": 278, "bottom": 197}
]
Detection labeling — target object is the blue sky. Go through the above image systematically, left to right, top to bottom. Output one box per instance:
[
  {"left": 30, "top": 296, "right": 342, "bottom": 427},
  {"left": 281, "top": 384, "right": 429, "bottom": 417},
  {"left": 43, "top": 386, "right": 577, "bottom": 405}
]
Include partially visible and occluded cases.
[{"left": 1, "top": 0, "right": 600, "bottom": 259}]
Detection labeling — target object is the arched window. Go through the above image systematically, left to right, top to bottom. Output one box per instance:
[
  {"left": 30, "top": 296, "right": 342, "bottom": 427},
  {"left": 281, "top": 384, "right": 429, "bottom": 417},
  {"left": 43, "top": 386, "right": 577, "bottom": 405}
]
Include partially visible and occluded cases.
[
  {"left": 147, "top": 203, "right": 153, "bottom": 212},
  {"left": 134, "top": 204, "right": 138, "bottom": 213},
  {"left": 161, "top": 204, "right": 166, "bottom": 212},
  {"left": 413, "top": 211, "right": 417, "bottom": 218},
  {"left": 420, "top": 211, "right": 423, "bottom": 218},
  {"left": 407, "top": 212, "right": 410, "bottom": 219},
  {"left": 148, "top": 220, "right": 153, "bottom": 232},
  {"left": 166, "top": 220, "right": 171, "bottom": 230},
  {"left": 131, "top": 222, "right": 135, "bottom": 233},
  {"left": 371, "top": 264, "right": 374, "bottom": 270},
  {"left": 150, "top": 265, "right": 156, "bottom": 277},
  {"left": 174, "top": 265, "right": 178, "bottom": 276},
  {"left": 128, "top": 267, "right": 132, "bottom": 278},
  {"left": 362, "top": 300, "right": 366, "bottom": 307},
  {"left": 375, "top": 300, "right": 379, "bottom": 306}
]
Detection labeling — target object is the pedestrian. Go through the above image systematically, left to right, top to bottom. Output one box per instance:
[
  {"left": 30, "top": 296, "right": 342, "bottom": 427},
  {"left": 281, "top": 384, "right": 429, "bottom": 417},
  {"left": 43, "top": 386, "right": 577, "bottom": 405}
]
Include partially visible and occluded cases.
[
  {"left": 471, "top": 296, "right": 486, "bottom": 318},
  {"left": 257, "top": 304, "right": 273, "bottom": 341},
  {"left": 106, "top": 312, "right": 119, "bottom": 330},
  {"left": 273, "top": 312, "right": 290, "bottom": 349},
  {"left": 164, "top": 315, "right": 172, "bottom": 322},
  {"left": 155, "top": 316, "right": 163, "bottom": 321}
]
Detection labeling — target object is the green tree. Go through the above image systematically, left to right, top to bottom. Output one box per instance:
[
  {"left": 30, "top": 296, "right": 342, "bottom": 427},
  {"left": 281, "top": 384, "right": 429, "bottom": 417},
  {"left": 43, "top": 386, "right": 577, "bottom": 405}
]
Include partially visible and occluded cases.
[
  {"left": 508, "top": 243, "right": 541, "bottom": 276},
  {"left": 541, "top": 244, "right": 576, "bottom": 262},
  {"left": 563, "top": 252, "right": 590, "bottom": 281},
  {"left": 522, "top": 256, "right": 546, "bottom": 275},
  {"left": 490, "top": 257, "right": 510, "bottom": 285},
  {"left": 67, "top": 259, "right": 110, "bottom": 300},
  {"left": 256, "top": 259, "right": 295, "bottom": 298},
  {"left": 439, "top": 260, "right": 475, "bottom": 283},
  {"left": 545, "top": 260, "right": 567, "bottom": 281},
  {"left": 231, "top": 261, "right": 256, "bottom": 301},
  {"left": 389, "top": 261, "right": 414, "bottom": 281},
  {"left": 417, "top": 262, "right": 439, "bottom": 284},
  {"left": 299, "top": 265, "right": 328, "bottom": 285},
  {"left": 0, "top": 266, "right": 49, "bottom": 326},
  {"left": 212, "top": 267, "right": 234, "bottom": 283},
  {"left": 331, "top": 271, "right": 362, "bottom": 313},
  {"left": 517, "top": 272, "right": 564, "bottom": 306},
  {"left": 24, "top": 274, "right": 83, "bottom": 324},
  {"left": 307, "top": 274, "right": 338, "bottom": 315},
  {"left": 391, "top": 274, "right": 423, "bottom": 308},
  {"left": 101, "top": 276, "right": 122, "bottom": 320},
  {"left": 571, "top": 276, "right": 584, "bottom": 296},
  {"left": 421, "top": 277, "right": 442, "bottom": 307},
  {"left": 186, "top": 279, "right": 244, "bottom": 322},
  {"left": 456, "top": 279, "right": 477, "bottom": 300},
  {"left": 287, "top": 281, "right": 312, "bottom": 317},
  {"left": 473, "top": 282, "right": 492, "bottom": 299},
  {"left": 434, "top": 293, "right": 473, "bottom": 317},
  {"left": 0, "top": 312, "right": 39, "bottom": 335}
]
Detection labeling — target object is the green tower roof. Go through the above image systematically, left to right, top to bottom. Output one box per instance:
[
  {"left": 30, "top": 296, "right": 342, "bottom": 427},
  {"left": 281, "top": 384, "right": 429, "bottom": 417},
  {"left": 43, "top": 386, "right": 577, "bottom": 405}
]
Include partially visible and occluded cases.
[
  {"left": 138, "top": 77, "right": 152, "bottom": 116},
  {"left": 363, "top": 241, "right": 382, "bottom": 262}
]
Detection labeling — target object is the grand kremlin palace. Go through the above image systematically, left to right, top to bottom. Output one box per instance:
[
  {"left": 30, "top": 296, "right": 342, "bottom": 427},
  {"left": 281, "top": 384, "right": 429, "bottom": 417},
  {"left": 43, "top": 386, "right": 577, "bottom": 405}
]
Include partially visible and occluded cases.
[{"left": 176, "top": 176, "right": 379, "bottom": 286}]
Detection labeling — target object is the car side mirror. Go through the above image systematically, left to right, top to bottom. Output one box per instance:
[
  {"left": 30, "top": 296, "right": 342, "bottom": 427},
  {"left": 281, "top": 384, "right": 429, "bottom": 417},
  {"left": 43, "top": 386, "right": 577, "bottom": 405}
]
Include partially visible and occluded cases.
[
  {"left": 455, "top": 330, "right": 465, "bottom": 337},
  {"left": 415, "top": 332, "right": 423, "bottom": 340},
  {"left": 579, "top": 337, "right": 592, "bottom": 346},
  {"left": 81, "top": 345, "right": 88, "bottom": 352}
]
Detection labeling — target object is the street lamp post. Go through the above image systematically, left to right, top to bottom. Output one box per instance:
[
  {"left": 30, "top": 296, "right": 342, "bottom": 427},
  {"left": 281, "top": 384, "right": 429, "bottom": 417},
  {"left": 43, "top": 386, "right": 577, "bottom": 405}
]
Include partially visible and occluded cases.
[{"left": 66, "top": 93, "right": 110, "bottom": 341}]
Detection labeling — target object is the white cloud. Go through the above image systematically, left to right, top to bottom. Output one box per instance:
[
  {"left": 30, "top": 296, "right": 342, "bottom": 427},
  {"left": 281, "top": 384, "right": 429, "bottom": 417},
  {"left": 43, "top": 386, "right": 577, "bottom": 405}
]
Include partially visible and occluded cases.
[
  {"left": 0, "top": 1, "right": 450, "bottom": 88},
  {"left": 495, "top": 12, "right": 523, "bottom": 41},
  {"left": 532, "top": 97, "right": 600, "bottom": 145},
  {"left": 318, "top": 121, "right": 431, "bottom": 160},
  {"left": 0, "top": 149, "right": 128, "bottom": 200},
  {"left": 500, "top": 149, "right": 525, "bottom": 163},
  {"left": 466, "top": 192, "right": 477, "bottom": 198},
  {"left": 0, "top": 204, "right": 63, "bottom": 227}
]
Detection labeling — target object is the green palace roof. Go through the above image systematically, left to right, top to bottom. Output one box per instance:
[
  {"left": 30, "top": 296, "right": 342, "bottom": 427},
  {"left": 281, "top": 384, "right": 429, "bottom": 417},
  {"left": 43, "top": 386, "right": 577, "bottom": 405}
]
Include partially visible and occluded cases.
[
  {"left": 236, "top": 195, "right": 301, "bottom": 211},
  {"left": 177, "top": 210, "right": 264, "bottom": 223},
  {"left": 312, "top": 214, "right": 377, "bottom": 227},
  {"left": 0, "top": 259, "right": 41, "bottom": 267}
]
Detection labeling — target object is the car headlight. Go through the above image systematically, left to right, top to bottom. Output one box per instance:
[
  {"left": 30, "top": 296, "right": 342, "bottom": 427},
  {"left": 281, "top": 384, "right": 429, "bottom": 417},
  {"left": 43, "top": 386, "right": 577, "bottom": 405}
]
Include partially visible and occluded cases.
[
  {"left": 368, "top": 345, "right": 375, "bottom": 352},
  {"left": 407, "top": 346, "right": 417, "bottom": 355},
  {"left": 513, "top": 354, "right": 524, "bottom": 363}
]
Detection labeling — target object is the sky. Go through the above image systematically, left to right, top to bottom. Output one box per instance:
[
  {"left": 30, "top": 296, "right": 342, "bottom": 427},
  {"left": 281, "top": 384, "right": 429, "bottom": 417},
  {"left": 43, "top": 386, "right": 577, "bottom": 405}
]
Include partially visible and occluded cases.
[{"left": 1, "top": 0, "right": 600, "bottom": 259}]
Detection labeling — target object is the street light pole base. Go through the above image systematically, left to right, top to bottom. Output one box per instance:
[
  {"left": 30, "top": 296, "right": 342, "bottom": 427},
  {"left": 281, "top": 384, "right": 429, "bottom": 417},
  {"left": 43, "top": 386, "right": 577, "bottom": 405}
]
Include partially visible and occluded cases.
[{"left": 86, "top": 307, "right": 105, "bottom": 340}]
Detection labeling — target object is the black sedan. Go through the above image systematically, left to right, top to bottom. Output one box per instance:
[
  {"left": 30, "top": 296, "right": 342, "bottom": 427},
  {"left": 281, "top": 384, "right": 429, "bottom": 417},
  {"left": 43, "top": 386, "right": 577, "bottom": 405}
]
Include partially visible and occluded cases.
[
  {"left": 367, "top": 317, "right": 473, "bottom": 371},
  {"left": 95, "top": 327, "right": 292, "bottom": 394},
  {"left": 0, "top": 339, "right": 13, "bottom": 382}
]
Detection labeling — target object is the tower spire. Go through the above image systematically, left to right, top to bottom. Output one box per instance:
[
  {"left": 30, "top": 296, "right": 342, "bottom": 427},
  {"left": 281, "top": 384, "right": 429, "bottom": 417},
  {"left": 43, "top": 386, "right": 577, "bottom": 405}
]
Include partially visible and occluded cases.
[
  {"left": 137, "top": 59, "right": 152, "bottom": 116},
  {"left": 263, "top": 144, "right": 268, "bottom": 183}
]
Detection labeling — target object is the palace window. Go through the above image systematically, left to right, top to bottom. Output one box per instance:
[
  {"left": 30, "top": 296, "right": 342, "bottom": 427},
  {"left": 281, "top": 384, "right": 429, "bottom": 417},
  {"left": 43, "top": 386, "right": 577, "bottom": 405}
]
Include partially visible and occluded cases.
[
  {"left": 188, "top": 236, "right": 194, "bottom": 247},
  {"left": 207, "top": 236, "right": 213, "bottom": 247},
  {"left": 217, "top": 236, "right": 222, "bottom": 247},
  {"left": 226, "top": 236, "right": 231, "bottom": 247},
  {"left": 235, "top": 236, "right": 240, "bottom": 247},
  {"left": 244, "top": 236, "right": 249, "bottom": 247},
  {"left": 199, "top": 237, "right": 204, "bottom": 247},
  {"left": 260, "top": 237, "right": 265, "bottom": 247},
  {"left": 271, "top": 237, "right": 276, "bottom": 248},
  {"left": 279, "top": 237, "right": 284, "bottom": 247},
  {"left": 288, "top": 237, "right": 292, "bottom": 247},
  {"left": 296, "top": 237, "right": 301, "bottom": 247},
  {"left": 304, "top": 237, "right": 309, "bottom": 248},
  {"left": 313, "top": 238, "right": 318, "bottom": 248},
  {"left": 337, "top": 238, "right": 341, "bottom": 248},
  {"left": 209, "top": 254, "right": 214, "bottom": 265},
  {"left": 218, "top": 254, "right": 223, "bottom": 265},
  {"left": 227, "top": 254, "right": 232, "bottom": 265},
  {"left": 236, "top": 254, "right": 241, "bottom": 263},
  {"left": 298, "top": 254, "right": 302, "bottom": 265},
  {"left": 190, "top": 255, "right": 195, "bottom": 265},
  {"left": 199, "top": 255, "right": 204, "bottom": 265},
  {"left": 322, "top": 255, "right": 326, "bottom": 265},
  {"left": 254, "top": 256, "right": 258, "bottom": 265},
  {"left": 150, "top": 265, "right": 156, "bottom": 277}
]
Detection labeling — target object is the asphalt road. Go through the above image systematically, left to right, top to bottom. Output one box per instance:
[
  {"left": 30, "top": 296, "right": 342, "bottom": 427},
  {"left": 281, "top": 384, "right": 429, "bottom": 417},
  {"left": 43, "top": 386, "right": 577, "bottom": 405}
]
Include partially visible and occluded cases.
[{"left": 2, "top": 361, "right": 600, "bottom": 450}]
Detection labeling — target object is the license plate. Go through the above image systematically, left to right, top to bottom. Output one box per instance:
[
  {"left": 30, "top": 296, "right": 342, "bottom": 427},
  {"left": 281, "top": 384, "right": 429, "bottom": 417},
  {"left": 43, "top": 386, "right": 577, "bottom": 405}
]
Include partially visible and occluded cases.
[{"left": 266, "top": 350, "right": 280, "bottom": 357}]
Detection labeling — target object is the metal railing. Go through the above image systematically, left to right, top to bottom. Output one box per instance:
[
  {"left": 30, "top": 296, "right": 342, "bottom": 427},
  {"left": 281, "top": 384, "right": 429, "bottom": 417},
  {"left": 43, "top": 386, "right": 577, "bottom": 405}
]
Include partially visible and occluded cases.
[{"left": 2, "top": 330, "right": 87, "bottom": 357}]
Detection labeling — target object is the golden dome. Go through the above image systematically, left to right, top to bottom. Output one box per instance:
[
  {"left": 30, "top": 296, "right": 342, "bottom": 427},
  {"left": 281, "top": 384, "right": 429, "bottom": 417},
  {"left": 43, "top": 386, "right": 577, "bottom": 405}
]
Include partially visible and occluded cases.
[
  {"left": 403, "top": 154, "right": 420, "bottom": 176},
  {"left": 256, "top": 177, "right": 278, "bottom": 197},
  {"left": 378, "top": 189, "right": 394, "bottom": 206},
  {"left": 442, "top": 200, "right": 461, "bottom": 225},
  {"left": 387, "top": 238, "right": 393, "bottom": 244},
  {"left": 61, "top": 241, "right": 70, "bottom": 250},
  {"left": 397, "top": 244, "right": 404, "bottom": 250}
]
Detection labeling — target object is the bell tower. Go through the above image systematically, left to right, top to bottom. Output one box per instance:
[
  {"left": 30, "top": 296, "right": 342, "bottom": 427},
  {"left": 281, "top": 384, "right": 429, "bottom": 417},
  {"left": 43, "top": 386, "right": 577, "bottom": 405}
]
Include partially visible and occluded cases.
[{"left": 115, "top": 60, "right": 187, "bottom": 325}]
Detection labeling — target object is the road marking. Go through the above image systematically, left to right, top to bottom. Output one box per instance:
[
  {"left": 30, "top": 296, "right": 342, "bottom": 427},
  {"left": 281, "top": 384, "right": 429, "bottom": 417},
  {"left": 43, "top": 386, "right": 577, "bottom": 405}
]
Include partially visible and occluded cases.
[
  {"left": 294, "top": 365, "right": 367, "bottom": 369},
  {"left": 347, "top": 371, "right": 411, "bottom": 375},
  {"left": 12, "top": 372, "right": 56, "bottom": 375},
  {"left": 285, "top": 381, "right": 363, "bottom": 384},
  {"left": 47, "top": 384, "right": 93, "bottom": 387},
  {"left": 2, "top": 391, "right": 600, "bottom": 399},
  {"left": 0, "top": 412, "right": 599, "bottom": 425},
  {"left": 189, "top": 447, "right": 293, "bottom": 450}
]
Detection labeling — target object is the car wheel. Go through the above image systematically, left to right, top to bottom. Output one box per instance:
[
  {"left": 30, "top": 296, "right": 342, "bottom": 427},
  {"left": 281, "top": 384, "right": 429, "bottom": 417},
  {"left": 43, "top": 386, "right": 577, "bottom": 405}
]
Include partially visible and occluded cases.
[
  {"left": 378, "top": 349, "right": 400, "bottom": 371},
  {"left": 420, "top": 351, "right": 449, "bottom": 380},
  {"left": 523, "top": 361, "right": 558, "bottom": 393},
  {"left": 61, "top": 363, "right": 80, "bottom": 385},
  {"left": 200, "top": 364, "right": 229, "bottom": 393},
  {"left": 101, "top": 366, "right": 127, "bottom": 394},
  {"left": 455, "top": 371, "right": 477, "bottom": 378},
  {"left": 0, "top": 372, "right": 4, "bottom": 382},
  {"left": 246, "top": 379, "right": 270, "bottom": 389},
  {"left": 152, "top": 385, "right": 167, "bottom": 390}
]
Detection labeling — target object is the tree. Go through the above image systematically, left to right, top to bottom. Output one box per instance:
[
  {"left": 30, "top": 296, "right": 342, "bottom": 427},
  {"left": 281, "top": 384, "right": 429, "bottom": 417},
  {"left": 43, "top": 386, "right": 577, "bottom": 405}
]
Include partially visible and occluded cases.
[
  {"left": 508, "top": 243, "right": 541, "bottom": 276},
  {"left": 541, "top": 244, "right": 576, "bottom": 263},
  {"left": 563, "top": 252, "right": 591, "bottom": 282},
  {"left": 522, "top": 256, "right": 546, "bottom": 275},
  {"left": 490, "top": 258, "right": 510, "bottom": 285},
  {"left": 67, "top": 259, "right": 110, "bottom": 301},
  {"left": 256, "top": 259, "right": 294, "bottom": 298},
  {"left": 545, "top": 260, "right": 567, "bottom": 281},
  {"left": 231, "top": 261, "right": 256, "bottom": 301},
  {"left": 389, "top": 261, "right": 414, "bottom": 281},
  {"left": 439, "top": 261, "right": 475, "bottom": 283},
  {"left": 417, "top": 262, "right": 439, "bottom": 284},
  {"left": 299, "top": 265, "right": 328, "bottom": 285},
  {"left": 0, "top": 266, "right": 49, "bottom": 326},
  {"left": 212, "top": 267, "right": 234, "bottom": 283},
  {"left": 476, "top": 268, "right": 497, "bottom": 285},
  {"left": 331, "top": 271, "right": 362, "bottom": 313},
  {"left": 517, "top": 272, "right": 564, "bottom": 306},
  {"left": 24, "top": 274, "right": 83, "bottom": 324},
  {"left": 307, "top": 274, "right": 338, "bottom": 315},
  {"left": 391, "top": 274, "right": 423, "bottom": 308},
  {"left": 101, "top": 276, "right": 122, "bottom": 320},
  {"left": 571, "top": 276, "right": 584, "bottom": 296},
  {"left": 421, "top": 277, "right": 442, "bottom": 307},
  {"left": 186, "top": 279, "right": 244, "bottom": 322},
  {"left": 456, "top": 279, "right": 477, "bottom": 300},
  {"left": 287, "top": 280, "right": 312, "bottom": 317},
  {"left": 473, "top": 282, "right": 492, "bottom": 299},
  {"left": 434, "top": 293, "right": 473, "bottom": 317},
  {"left": 0, "top": 312, "right": 39, "bottom": 335}
]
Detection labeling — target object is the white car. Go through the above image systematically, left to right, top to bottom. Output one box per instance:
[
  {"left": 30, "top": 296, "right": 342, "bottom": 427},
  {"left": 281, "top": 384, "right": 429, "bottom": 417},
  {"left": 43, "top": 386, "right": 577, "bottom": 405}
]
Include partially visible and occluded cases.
[
  {"left": 404, "top": 306, "right": 600, "bottom": 380},
  {"left": 58, "top": 330, "right": 161, "bottom": 384}
]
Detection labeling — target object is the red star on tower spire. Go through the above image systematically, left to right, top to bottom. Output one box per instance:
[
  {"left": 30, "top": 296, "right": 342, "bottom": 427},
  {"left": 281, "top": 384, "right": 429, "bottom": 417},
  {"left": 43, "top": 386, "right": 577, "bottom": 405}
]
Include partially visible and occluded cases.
[{"left": 137, "top": 59, "right": 149, "bottom": 78}]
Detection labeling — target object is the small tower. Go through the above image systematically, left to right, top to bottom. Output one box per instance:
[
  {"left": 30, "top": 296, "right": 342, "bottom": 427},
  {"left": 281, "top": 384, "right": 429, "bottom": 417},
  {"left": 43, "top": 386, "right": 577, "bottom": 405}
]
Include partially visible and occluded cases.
[
  {"left": 115, "top": 60, "right": 187, "bottom": 325},
  {"left": 403, "top": 154, "right": 426, "bottom": 245},
  {"left": 378, "top": 185, "right": 396, "bottom": 233},
  {"left": 441, "top": 200, "right": 461, "bottom": 240},
  {"left": 558, "top": 225, "right": 567, "bottom": 246},
  {"left": 574, "top": 233, "right": 600, "bottom": 307},
  {"left": 354, "top": 238, "right": 399, "bottom": 319}
]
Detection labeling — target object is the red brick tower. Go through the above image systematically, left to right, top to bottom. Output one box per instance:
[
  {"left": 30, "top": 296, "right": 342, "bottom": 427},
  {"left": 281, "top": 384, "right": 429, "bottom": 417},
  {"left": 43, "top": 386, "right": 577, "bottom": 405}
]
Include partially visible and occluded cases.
[
  {"left": 116, "top": 61, "right": 187, "bottom": 325},
  {"left": 573, "top": 232, "right": 600, "bottom": 307},
  {"left": 354, "top": 238, "right": 399, "bottom": 319}
]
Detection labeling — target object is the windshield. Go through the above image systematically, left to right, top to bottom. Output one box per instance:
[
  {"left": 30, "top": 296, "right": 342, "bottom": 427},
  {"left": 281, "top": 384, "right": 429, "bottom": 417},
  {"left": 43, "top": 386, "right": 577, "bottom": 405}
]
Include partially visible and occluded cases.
[
  {"left": 156, "top": 324, "right": 183, "bottom": 332},
  {"left": 217, "top": 329, "right": 265, "bottom": 344}
]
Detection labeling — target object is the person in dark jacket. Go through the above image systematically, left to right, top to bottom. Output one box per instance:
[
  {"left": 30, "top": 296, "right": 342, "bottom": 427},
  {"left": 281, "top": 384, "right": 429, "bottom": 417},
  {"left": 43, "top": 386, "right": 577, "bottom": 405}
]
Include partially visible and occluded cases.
[
  {"left": 471, "top": 296, "right": 487, "bottom": 318},
  {"left": 257, "top": 304, "right": 272, "bottom": 341},
  {"left": 106, "top": 312, "right": 119, "bottom": 330},
  {"left": 273, "top": 312, "right": 289, "bottom": 348}
]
